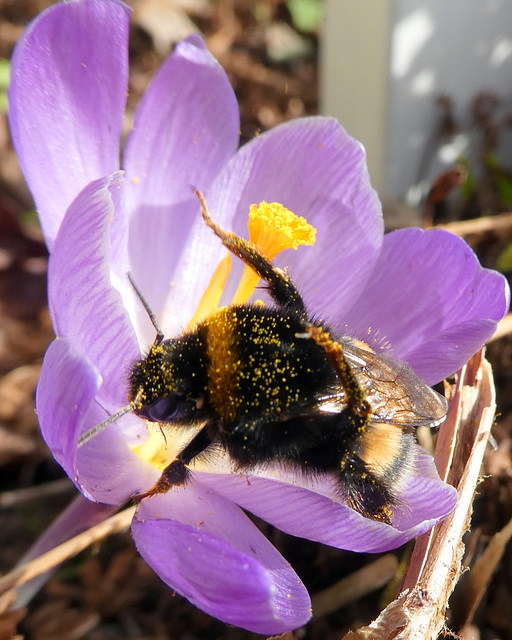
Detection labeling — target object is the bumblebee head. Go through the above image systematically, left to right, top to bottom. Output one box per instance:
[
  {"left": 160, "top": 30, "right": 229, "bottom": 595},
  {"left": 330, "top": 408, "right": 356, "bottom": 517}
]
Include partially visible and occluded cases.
[
  {"left": 78, "top": 336, "right": 206, "bottom": 449},
  {"left": 129, "top": 336, "right": 209, "bottom": 424},
  {"left": 129, "top": 342, "right": 184, "bottom": 422}
]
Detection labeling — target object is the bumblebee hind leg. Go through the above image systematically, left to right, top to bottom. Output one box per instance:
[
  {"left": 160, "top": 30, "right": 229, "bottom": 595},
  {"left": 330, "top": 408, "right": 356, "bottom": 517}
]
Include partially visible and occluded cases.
[
  {"left": 195, "top": 189, "right": 307, "bottom": 316},
  {"left": 343, "top": 425, "right": 416, "bottom": 524},
  {"left": 340, "top": 457, "right": 397, "bottom": 525}
]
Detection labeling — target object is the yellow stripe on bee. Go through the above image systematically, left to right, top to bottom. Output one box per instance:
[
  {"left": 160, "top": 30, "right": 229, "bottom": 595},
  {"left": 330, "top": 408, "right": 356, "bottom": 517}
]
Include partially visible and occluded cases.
[
  {"left": 204, "top": 308, "right": 242, "bottom": 423},
  {"left": 358, "top": 423, "right": 407, "bottom": 480}
]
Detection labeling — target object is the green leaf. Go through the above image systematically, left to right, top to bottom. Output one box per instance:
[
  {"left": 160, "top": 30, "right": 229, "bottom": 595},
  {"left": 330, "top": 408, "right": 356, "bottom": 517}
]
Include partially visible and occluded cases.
[
  {"left": 286, "top": 0, "right": 323, "bottom": 33},
  {"left": 0, "top": 58, "right": 9, "bottom": 113},
  {"left": 0, "top": 58, "right": 9, "bottom": 89},
  {"left": 496, "top": 174, "right": 512, "bottom": 205},
  {"left": 496, "top": 241, "right": 512, "bottom": 272}
]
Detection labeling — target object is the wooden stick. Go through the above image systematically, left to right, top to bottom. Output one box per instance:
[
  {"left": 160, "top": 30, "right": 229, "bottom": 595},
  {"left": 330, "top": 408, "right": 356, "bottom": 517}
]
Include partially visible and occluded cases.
[
  {"left": 435, "top": 211, "right": 512, "bottom": 237},
  {"left": 340, "top": 351, "right": 495, "bottom": 640},
  {"left": 0, "top": 507, "right": 135, "bottom": 599}
]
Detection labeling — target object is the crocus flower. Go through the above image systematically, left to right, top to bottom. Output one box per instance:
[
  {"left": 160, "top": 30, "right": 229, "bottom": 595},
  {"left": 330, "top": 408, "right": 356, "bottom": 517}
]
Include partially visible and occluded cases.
[{"left": 8, "top": 0, "right": 509, "bottom": 633}]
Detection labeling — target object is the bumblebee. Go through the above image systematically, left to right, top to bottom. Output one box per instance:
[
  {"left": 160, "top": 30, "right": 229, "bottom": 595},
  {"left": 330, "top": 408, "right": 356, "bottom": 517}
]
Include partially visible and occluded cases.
[{"left": 82, "top": 191, "right": 448, "bottom": 524}]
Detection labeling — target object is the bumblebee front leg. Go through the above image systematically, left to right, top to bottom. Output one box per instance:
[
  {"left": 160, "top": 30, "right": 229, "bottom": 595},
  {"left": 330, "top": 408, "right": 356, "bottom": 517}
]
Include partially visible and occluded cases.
[
  {"left": 194, "top": 189, "right": 306, "bottom": 315},
  {"left": 132, "top": 423, "right": 216, "bottom": 502}
]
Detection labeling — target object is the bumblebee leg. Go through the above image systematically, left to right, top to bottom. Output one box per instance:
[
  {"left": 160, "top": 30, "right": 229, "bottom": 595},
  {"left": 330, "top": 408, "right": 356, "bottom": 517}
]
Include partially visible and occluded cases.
[
  {"left": 195, "top": 189, "right": 307, "bottom": 315},
  {"left": 132, "top": 424, "right": 216, "bottom": 503},
  {"left": 340, "top": 456, "right": 396, "bottom": 525}
]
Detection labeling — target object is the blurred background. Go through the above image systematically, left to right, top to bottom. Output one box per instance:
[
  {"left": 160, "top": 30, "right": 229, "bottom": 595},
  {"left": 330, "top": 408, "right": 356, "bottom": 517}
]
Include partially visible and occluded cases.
[{"left": 0, "top": 1, "right": 511, "bottom": 639}]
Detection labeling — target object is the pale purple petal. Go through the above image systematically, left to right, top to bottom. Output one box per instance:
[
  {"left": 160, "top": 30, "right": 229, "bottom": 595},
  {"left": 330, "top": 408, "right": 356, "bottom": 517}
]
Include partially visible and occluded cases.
[
  {"left": 8, "top": 0, "right": 129, "bottom": 249},
  {"left": 123, "top": 34, "right": 239, "bottom": 335},
  {"left": 204, "top": 117, "right": 383, "bottom": 320},
  {"left": 48, "top": 173, "right": 139, "bottom": 411},
  {"left": 341, "top": 228, "right": 510, "bottom": 384},
  {"left": 402, "top": 319, "right": 501, "bottom": 387},
  {"left": 36, "top": 338, "right": 155, "bottom": 504},
  {"left": 36, "top": 338, "right": 101, "bottom": 485},
  {"left": 75, "top": 401, "right": 158, "bottom": 504},
  {"left": 199, "top": 446, "right": 457, "bottom": 553},
  {"left": 391, "top": 450, "right": 458, "bottom": 532},
  {"left": 133, "top": 480, "right": 311, "bottom": 633},
  {"left": 19, "top": 495, "right": 115, "bottom": 565}
]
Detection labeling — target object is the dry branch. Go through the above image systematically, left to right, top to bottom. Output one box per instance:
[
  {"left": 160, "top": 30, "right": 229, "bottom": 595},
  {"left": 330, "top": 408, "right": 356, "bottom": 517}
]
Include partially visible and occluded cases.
[
  {"left": 340, "top": 351, "right": 495, "bottom": 640},
  {"left": 0, "top": 507, "right": 135, "bottom": 610}
]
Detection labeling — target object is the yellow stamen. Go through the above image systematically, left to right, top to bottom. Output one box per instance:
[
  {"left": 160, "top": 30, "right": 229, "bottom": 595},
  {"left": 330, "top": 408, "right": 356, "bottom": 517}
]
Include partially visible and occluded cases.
[
  {"left": 232, "top": 201, "right": 316, "bottom": 304},
  {"left": 248, "top": 201, "right": 316, "bottom": 257},
  {"left": 186, "top": 253, "right": 231, "bottom": 330}
]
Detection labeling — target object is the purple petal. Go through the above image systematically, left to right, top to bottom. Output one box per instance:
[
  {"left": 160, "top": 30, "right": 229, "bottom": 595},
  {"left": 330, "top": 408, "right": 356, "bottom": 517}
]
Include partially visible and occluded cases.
[
  {"left": 8, "top": 0, "right": 129, "bottom": 249},
  {"left": 123, "top": 34, "right": 239, "bottom": 335},
  {"left": 205, "top": 117, "right": 383, "bottom": 319},
  {"left": 48, "top": 173, "right": 139, "bottom": 411},
  {"left": 341, "top": 228, "right": 510, "bottom": 384},
  {"left": 36, "top": 337, "right": 101, "bottom": 484},
  {"left": 37, "top": 338, "right": 156, "bottom": 504},
  {"left": 75, "top": 402, "right": 158, "bottom": 504},
  {"left": 199, "top": 446, "right": 456, "bottom": 553},
  {"left": 391, "top": 449, "right": 458, "bottom": 533},
  {"left": 133, "top": 480, "right": 311, "bottom": 633}
]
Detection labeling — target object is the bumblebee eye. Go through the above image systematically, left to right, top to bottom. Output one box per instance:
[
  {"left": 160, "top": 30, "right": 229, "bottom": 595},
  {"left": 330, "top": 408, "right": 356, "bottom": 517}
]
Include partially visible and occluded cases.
[{"left": 140, "top": 393, "right": 189, "bottom": 423}]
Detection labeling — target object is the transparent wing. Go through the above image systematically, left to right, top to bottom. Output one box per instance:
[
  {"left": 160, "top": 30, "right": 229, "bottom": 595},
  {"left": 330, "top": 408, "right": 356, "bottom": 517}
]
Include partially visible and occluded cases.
[{"left": 318, "top": 337, "right": 448, "bottom": 428}]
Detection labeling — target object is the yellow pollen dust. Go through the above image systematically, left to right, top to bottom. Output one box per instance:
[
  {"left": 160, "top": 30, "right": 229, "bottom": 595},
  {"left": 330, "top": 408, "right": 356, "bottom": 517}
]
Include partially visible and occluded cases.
[{"left": 232, "top": 201, "right": 316, "bottom": 304}]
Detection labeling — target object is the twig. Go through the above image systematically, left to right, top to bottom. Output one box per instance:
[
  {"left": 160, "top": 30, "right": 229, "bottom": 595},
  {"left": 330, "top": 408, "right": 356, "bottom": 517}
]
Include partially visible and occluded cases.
[
  {"left": 435, "top": 212, "right": 512, "bottom": 237},
  {"left": 340, "top": 351, "right": 495, "bottom": 639},
  {"left": 0, "top": 479, "right": 74, "bottom": 508},
  {"left": 0, "top": 507, "right": 135, "bottom": 599}
]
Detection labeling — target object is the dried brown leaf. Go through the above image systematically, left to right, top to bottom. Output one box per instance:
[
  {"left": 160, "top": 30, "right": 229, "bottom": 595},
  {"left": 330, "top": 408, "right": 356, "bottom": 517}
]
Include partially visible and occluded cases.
[
  {"left": 0, "top": 364, "right": 40, "bottom": 422},
  {"left": 457, "top": 517, "right": 512, "bottom": 627}
]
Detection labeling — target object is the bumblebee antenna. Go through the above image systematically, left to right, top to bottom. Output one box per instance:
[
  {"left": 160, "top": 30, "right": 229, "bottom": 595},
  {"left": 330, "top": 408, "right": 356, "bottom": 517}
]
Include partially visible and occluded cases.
[
  {"left": 78, "top": 272, "right": 160, "bottom": 449},
  {"left": 128, "top": 273, "right": 164, "bottom": 345},
  {"left": 77, "top": 402, "right": 136, "bottom": 448}
]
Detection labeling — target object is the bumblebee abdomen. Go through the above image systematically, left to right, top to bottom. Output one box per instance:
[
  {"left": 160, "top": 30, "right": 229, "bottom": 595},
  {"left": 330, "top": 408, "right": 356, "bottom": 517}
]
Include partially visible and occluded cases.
[{"left": 202, "top": 305, "right": 335, "bottom": 425}]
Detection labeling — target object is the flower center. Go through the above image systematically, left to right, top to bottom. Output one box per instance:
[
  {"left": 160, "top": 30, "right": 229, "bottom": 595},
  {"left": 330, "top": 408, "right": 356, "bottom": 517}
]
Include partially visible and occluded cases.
[
  {"left": 134, "top": 201, "right": 316, "bottom": 472},
  {"left": 232, "top": 201, "right": 316, "bottom": 304},
  {"left": 134, "top": 427, "right": 177, "bottom": 469}
]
